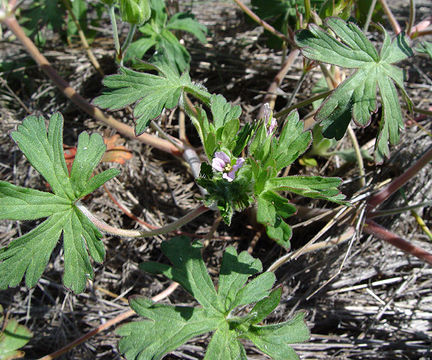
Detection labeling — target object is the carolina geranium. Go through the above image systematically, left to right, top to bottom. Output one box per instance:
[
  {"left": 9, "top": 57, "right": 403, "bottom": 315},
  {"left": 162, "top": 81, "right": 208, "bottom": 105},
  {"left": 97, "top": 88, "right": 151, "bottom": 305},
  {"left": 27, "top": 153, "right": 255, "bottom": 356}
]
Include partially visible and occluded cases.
[
  {"left": 263, "top": 103, "right": 276, "bottom": 135},
  {"left": 212, "top": 151, "right": 245, "bottom": 182}
]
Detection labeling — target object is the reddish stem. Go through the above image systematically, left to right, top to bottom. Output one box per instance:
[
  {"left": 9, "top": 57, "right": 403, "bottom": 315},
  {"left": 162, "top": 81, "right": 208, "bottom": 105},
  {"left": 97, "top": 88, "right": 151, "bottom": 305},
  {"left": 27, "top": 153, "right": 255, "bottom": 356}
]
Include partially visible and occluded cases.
[
  {"left": 378, "top": 0, "right": 402, "bottom": 34},
  {"left": 2, "top": 15, "right": 182, "bottom": 156},
  {"left": 367, "top": 146, "right": 432, "bottom": 213},
  {"left": 364, "top": 219, "right": 432, "bottom": 265}
]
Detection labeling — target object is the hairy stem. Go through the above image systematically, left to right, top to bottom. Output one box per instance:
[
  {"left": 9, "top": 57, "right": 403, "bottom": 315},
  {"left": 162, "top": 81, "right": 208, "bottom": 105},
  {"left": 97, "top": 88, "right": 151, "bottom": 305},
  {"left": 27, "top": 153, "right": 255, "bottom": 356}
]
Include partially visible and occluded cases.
[
  {"left": 363, "top": 0, "right": 378, "bottom": 32},
  {"left": 108, "top": 4, "right": 121, "bottom": 60},
  {"left": 120, "top": 23, "right": 137, "bottom": 65},
  {"left": 274, "top": 90, "right": 332, "bottom": 119},
  {"left": 77, "top": 203, "right": 210, "bottom": 237}
]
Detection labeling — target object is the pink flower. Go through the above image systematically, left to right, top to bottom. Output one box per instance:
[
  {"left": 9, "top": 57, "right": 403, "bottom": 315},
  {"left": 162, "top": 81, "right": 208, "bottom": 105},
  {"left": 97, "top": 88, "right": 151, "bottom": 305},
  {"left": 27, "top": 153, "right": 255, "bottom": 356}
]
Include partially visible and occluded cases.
[{"left": 212, "top": 151, "right": 245, "bottom": 182}]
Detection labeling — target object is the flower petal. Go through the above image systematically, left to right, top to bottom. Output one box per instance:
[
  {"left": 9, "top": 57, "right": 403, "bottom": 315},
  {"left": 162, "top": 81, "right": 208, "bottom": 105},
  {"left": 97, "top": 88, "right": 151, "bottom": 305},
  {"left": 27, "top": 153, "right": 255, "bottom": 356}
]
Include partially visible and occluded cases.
[
  {"left": 214, "top": 151, "right": 230, "bottom": 164},
  {"left": 212, "top": 157, "right": 226, "bottom": 172},
  {"left": 232, "top": 157, "right": 245, "bottom": 171},
  {"left": 223, "top": 171, "right": 235, "bottom": 182}
]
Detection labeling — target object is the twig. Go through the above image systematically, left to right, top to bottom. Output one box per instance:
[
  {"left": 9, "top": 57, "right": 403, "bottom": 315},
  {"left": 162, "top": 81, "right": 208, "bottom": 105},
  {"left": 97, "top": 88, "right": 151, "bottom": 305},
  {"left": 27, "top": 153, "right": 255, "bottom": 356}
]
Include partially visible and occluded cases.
[
  {"left": 62, "top": 0, "right": 104, "bottom": 76},
  {"left": 232, "top": 0, "right": 294, "bottom": 46},
  {"left": 378, "top": 0, "right": 401, "bottom": 34},
  {"left": 1, "top": 15, "right": 181, "bottom": 156},
  {"left": 366, "top": 146, "right": 432, "bottom": 213},
  {"left": 76, "top": 202, "right": 210, "bottom": 238},
  {"left": 364, "top": 219, "right": 432, "bottom": 265},
  {"left": 38, "top": 282, "right": 179, "bottom": 360}
]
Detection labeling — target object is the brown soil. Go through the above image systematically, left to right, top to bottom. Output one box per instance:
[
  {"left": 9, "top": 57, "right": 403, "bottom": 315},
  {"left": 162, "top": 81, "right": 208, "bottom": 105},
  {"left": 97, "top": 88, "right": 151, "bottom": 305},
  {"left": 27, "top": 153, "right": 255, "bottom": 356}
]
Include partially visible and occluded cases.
[{"left": 0, "top": 1, "right": 431, "bottom": 359}]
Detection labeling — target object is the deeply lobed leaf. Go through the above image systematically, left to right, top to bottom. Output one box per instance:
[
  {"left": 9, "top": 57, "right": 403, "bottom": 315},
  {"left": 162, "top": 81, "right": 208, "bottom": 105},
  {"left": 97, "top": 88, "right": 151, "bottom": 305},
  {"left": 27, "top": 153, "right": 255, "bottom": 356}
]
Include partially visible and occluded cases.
[
  {"left": 296, "top": 17, "right": 413, "bottom": 162},
  {"left": 94, "top": 64, "right": 211, "bottom": 135},
  {"left": 0, "top": 113, "right": 119, "bottom": 293},
  {"left": 121, "top": 237, "right": 309, "bottom": 359}
]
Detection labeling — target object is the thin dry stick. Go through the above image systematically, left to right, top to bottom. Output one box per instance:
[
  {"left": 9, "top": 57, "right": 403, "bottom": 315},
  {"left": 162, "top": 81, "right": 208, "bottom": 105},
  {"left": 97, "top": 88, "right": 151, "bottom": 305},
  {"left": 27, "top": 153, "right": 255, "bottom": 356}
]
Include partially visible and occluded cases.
[
  {"left": 62, "top": 0, "right": 104, "bottom": 76},
  {"left": 232, "top": 0, "right": 294, "bottom": 46},
  {"left": 378, "top": 0, "right": 401, "bottom": 34},
  {"left": 1, "top": 15, "right": 182, "bottom": 156},
  {"left": 257, "top": 49, "right": 300, "bottom": 119},
  {"left": 267, "top": 205, "right": 352, "bottom": 272},
  {"left": 38, "top": 282, "right": 179, "bottom": 360}
]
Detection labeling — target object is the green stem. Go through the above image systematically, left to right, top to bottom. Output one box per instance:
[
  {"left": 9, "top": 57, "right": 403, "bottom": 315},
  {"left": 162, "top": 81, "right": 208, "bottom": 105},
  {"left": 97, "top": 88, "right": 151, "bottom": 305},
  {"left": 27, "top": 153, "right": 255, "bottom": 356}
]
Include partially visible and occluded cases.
[
  {"left": 304, "top": 0, "right": 311, "bottom": 25},
  {"left": 363, "top": 0, "right": 378, "bottom": 32},
  {"left": 406, "top": 0, "right": 416, "bottom": 36},
  {"left": 108, "top": 5, "right": 121, "bottom": 61},
  {"left": 120, "top": 23, "right": 137, "bottom": 66},
  {"left": 274, "top": 90, "right": 332, "bottom": 119},
  {"left": 77, "top": 203, "right": 210, "bottom": 237}
]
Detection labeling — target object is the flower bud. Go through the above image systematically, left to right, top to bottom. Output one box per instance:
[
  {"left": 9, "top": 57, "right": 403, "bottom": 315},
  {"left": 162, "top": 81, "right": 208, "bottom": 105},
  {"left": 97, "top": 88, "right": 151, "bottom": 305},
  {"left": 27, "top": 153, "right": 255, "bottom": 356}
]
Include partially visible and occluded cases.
[{"left": 120, "top": 0, "right": 151, "bottom": 25}]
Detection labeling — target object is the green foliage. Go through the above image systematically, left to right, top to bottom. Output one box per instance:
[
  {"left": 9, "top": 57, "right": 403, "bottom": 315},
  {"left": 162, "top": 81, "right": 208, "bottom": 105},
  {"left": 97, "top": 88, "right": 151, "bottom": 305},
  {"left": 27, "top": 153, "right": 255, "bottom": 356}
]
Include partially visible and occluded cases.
[
  {"left": 18, "top": 0, "right": 101, "bottom": 46},
  {"left": 120, "top": 0, "right": 151, "bottom": 25},
  {"left": 125, "top": 0, "right": 207, "bottom": 71},
  {"left": 250, "top": 0, "right": 325, "bottom": 48},
  {"left": 296, "top": 17, "right": 413, "bottom": 162},
  {"left": 416, "top": 41, "right": 432, "bottom": 59},
  {"left": 93, "top": 63, "right": 211, "bottom": 135},
  {"left": 249, "top": 111, "right": 345, "bottom": 248},
  {"left": 0, "top": 113, "right": 119, "bottom": 293},
  {"left": 117, "top": 236, "right": 309, "bottom": 360},
  {"left": 0, "top": 305, "right": 33, "bottom": 360}
]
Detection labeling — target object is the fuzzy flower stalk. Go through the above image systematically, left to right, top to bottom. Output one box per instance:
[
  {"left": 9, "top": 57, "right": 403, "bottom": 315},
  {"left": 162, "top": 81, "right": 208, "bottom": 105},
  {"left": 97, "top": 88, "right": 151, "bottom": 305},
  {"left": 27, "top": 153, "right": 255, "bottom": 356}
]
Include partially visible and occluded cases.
[
  {"left": 263, "top": 103, "right": 276, "bottom": 135},
  {"left": 212, "top": 151, "right": 244, "bottom": 182}
]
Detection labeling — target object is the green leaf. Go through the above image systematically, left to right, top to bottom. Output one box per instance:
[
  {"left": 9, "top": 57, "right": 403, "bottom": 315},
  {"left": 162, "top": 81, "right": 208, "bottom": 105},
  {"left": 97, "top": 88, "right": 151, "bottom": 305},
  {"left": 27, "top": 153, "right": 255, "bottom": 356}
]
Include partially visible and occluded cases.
[
  {"left": 124, "top": 0, "right": 207, "bottom": 71},
  {"left": 167, "top": 12, "right": 208, "bottom": 44},
  {"left": 296, "top": 17, "right": 413, "bottom": 162},
  {"left": 416, "top": 41, "right": 432, "bottom": 59},
  {"left": 94, "top": 65, "right": 211, "bottom": 135},
  {"left": 274, "top": 111, "right": 311, "bottom": 171},
  {"left": 0, "top": 113, "right": 119, "bottom": 293},
  {"left": 267, "top": 175, "right": 346, "bottom": 203},
  {"left": 256, "top": 192, "right": 296, "bottom": 248},
  {"left": 140, "top": 236, "right": 225, "bottom": 315},
  {"left": 122, "top": 237, "right": 309, "bottom": 359},
  {"left": 217, "top": 247, "right": 262, "bottom": 309},
  {"left": 250, "top": 287, "right": 283, "bottom": 325},
  {"left": 117, "top": 297, "right": 220, "bottom": 360},
  {"left": 0, "top": 305, "right": 33, "bottom": 360},
  {"left": 244, "top": 312, "right": 310, "bottom": 360},
  {"left": 204, "top": 323, "right": 247, "bottom": 360}
]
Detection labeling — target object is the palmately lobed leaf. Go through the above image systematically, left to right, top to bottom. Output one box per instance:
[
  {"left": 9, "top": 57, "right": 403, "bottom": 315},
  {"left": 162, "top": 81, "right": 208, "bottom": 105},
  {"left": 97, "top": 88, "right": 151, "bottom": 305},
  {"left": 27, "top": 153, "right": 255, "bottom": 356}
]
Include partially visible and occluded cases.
[
  {"left": 296, "top": 17, "right": 413, "bottom": 162},
  {"left": 94, "top": 64, "right": 211, "bottom": 135},
  {"left": 0, "top": 113, "right": 119, "bottom": 293},
  {"left": 122, "top": 237, "right": 309, "bottom": 360}
]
